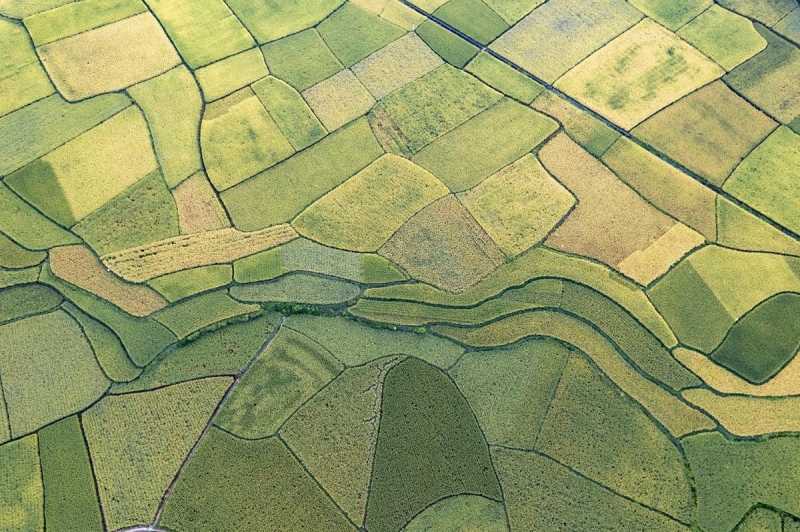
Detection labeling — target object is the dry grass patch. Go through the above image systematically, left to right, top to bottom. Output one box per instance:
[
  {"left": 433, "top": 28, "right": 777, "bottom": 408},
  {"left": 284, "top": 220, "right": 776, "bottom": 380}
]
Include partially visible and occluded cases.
[
  {"left": 37, "top": 13, "right": 180, "bottom": 101},
  {"left": 555, "top": 19, "right": 724, "bottom": 130},
  {"left": 352, "top": 33, "right": 443, "bottom": 100},
  {"left": 302, "top": 70, "right": 375, "bottom": 131},
  {"left": 631, "top": 81, "right": 777, "bottom": 187},
  {"left": 539, "top": 134, "right": 677, "bottom": 273},
  {"left": 293, "top": 154, "right": 448, "bottom": 251},
  {"left": 459, "top": 154, "right": 575, "bottom": 257},
  {"left": 173, "top": 172, "right": 231, "bottom": 234},
  {"left": 379, "top": 195, "right": 505, "bottom": 293},
  {"left": 617, "top": 223, "right": 706, "bottom": 286},
  {"left": 101, "top": 224, "right": 299, "bottom": 283},
  {"left": 50, "top": 245, "right": 167, "bottom": 316},
  {"left": 682, "top": 388, "right": 800, "bottom": 437}
]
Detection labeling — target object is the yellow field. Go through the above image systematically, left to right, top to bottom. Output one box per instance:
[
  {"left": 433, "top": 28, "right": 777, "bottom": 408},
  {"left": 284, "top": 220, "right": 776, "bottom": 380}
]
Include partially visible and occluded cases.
[
  {"left": 37, "top": 13, "right": 180, "bottom": 101},
  {"left": 555, "top": 19, "right": 724, "bottom": 130},
  {"left": 194, "top": 48, "right": 269, "bottom": 103},
  {"left": 302, "top": 69, "right": 376, "bottom": 131},
  {"left": 293, "top": 154, "right": 448, "bottom": 252},
  {"left": 459, "top": 154, "right": 576, "bottom": 257},
  {"left": 172, "top": 172, "right": 231, "bottom": 234},
  {"left": 101, "top": 224, "right": 299, "bottom": 282},
  {"left": 617, "top": 224, "right": 706, "bottom": 286},
  {"left": 49, "top": 245, "right": 167, "bottom": 317},
  {"left": 682, "top": 388, "right": 800, "bottom": 437}
]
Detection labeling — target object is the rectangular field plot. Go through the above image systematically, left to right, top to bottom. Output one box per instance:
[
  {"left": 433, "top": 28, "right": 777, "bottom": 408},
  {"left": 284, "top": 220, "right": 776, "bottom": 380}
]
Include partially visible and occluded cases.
[
  {"left": 23, "top": 0, "right": 147, "bottom": 46},
  {"left": 226, "top": 0, "right": 344, "bottom": 43},
  {"left": 432, "top": 0, "right": 509, "bottom": 45},
  {"left": 627, "top": 0, "right": 711, "bottom": 30},
  {"left": 318, "top": 2, "right": 405, "bottom": 67},
  {"left": 0, "top": 18, "right": 54, "bottom": 118},
  {"left": 555, "top": 19, "right": 724, "bottom": 130},
  {"left": 262, "top": 29, "right": 344, "bottom": 92},
  {"left": 194, "top": 48, "right": 269, "bottom": 103},
  {"left": 466, "top": 52, "right": 543, "bottom": 104},
  {"left": 302, "top": 69, "right": 376, "bottom": 131},
  {"left": 252, "top": 76, "right": 327, "bottom": 151},
  {"left": 412, "top": 98, "right": 558, "bottom": 191},
  {"left": 172, "top": 172, "right": 231, "bottom": 233}
]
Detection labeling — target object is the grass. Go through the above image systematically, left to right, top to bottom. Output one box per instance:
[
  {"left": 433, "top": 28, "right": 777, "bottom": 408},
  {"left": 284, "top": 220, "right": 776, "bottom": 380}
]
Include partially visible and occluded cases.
[
  {"left": 23, "top": 0, "right": 146, "bottom": 46},
  {"left": 145, "top": 0, "right": 254, "bottom": 68},
  {"left": 226, "top": 0, "right": 344, "bottom": 43},
  {"left": 432, "top": 0, "right": 509, "bottom": 45},
  {"left": 490, "top": 0, "right": 643, "bottom": 84},
  {"left": 627, "top": 0, "right": 711, "bottom": 30},
  {"left": 318, "top": 3, "right": 405, "bottom": 67},
  {"left": 678, "top": 5, "right": 768, "bottom": 71},
  {"left": 37, "top": 13, "right": 180, "bottom": 101},
  {"left": 0, "top": 18, "right": 53, "bottom": 118},
  {"left": 415, "top": 19, "right": 478, "bottom": 67},
  {"left": 555, "top": 19, "right": 724, "bottom": 130},
  {"left": 723, "top": 26, "right": 800, "bottom": 124},
  {"left": 262, "top": 29, "right": 344, "bottom": 92},
  {"left": 351, "top": 33, "right": 443, "bottom": 100},
  {"left": 194, "top": 48, "right": 269, "bottom": 103},
  {"left": 466, "top": 52, "right": 543, "bottom": 104},
  {"left": 375, "top": 64, "right": 501, "bottom": 153},
  {"left": 128, "top": 67, "right": 202, "bottom": 188},
  {"left": 302, "top": 69, "right": 376, "bottom": 131},
  {"left": 252, "top": 76, "right": 327, "bottom": 151},
  {"left": 201, "top": 88, "right": 295, "bottom": 191},
  {"left": 531, "top": 91, "right": 620, "bottom": 156},
  {"left": 0, "top": 92, "right": 130, "bottom": 177},
  {"left": 413, "top": 98, "right": 559, "bottom": 191},
  {"left": 6, "top": 105, "right": 158, "bottom": 226},
  {"left": 221, "top": 117, "right": 383, "bottom": 230},
  {"left": 724, "top": 126, "right": 800, "bottom": 234},
  {"left": 539, "top": 134, "right": 678, "bottom": 270},
  {"left": 602, "top": 137, "right": 717, "bottom": 239},
  {"left": 293, "top": 154, "right": 449, "bottom": 251},
  {"left": 459, "top": 154, "right": 574, "bottom": 256},
  {"left": 72, "top": 169, "right": 179, "bottom": 256},
  {"left": 172, "top": 172, "right": 230, "bottom": 232},
  {"left": 0, "top": 184, "right": 79, "bottom": 250},
  {"left": 379, "top": 195, "right": 506, "bottom": 293},
  {"left": 716, "top": 196, "right": 800, "bottom": 256},
  {"left": 0, "top": 234, "right": 45, "bottom": 269},
  {"left": 50, "top": 245, "right": 167, "bottom": 317},
  {"left": 647, "top": 260, "right": 733, "bottom": 353},
  {"left": 40, "top": 263, "right": 177, "bottom": 366},
  {"left": 148, "top": 265, "right": 232, "bottom": 303},
  {"left": 231, "top": 273, "right": 361, "bottom": 305},
  {"left": 0, "top": 284, "right": 61, "bottom": 324},
  {"left": 152, "top": 290, "right": 261, "bottom": 339},
  {"left": 710, "top": 293, "right": 800, "bottom": 384},
  {"left": 62, "top": 302, "right": 141, "bottom": 383},
  {"left": 0, "top": 310, "right": 108, "bottom": 437},
  {"left": 433, "top": 310, "right": 714, "bottom": 437},
  {"left": 111, "top": 313, "right": 278, "bottom": 393},
  {"left": 285, "top": 314, "right": 463, "bottom": 367},
  {"left": 215, "top": 327, "right": 342, "bottom": 438},
  {"left": 450, "top": 338, "right": 570, "bottom": 448},
  {"left": 536, "top": 354, "right": 693, "bottom": 521},
  {"left": 281, "top": 357, "right": 404, "bottom": 526},
  {"left": 364, "top": 357, "right": 502, "bottom": 532},
  {"left": 82, "top": 377, "right": 231, "bottom": 531},
  {"left": 683, "top": 389, "right": 800, "bottom": 437},
  {"left": 38, "top": 416, "right": 104, "bottom": 532},
  {"left": 158, "top": 430, "right": 356, "bottom": 531},
  {"left": 683, "top": 431, "right": 800, "bottom": 532},
  {"left": 0, "top": 435, "right": 43, "bottom": 531},
  {"left": 492, "top": 447, "right": 688, "bottom": 532},
  {"left": 403, "top": 495, "right": 508, "bottom": 531}
]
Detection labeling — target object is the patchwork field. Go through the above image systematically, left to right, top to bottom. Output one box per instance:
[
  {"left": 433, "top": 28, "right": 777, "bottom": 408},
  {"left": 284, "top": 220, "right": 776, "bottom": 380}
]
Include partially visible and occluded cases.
[{"left": 0, "top": 1, "right": 798, "bottom": 531}]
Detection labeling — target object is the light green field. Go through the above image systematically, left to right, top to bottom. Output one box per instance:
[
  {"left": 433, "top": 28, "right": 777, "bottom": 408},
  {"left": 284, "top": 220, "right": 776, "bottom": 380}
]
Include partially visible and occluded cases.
[
  {"left": 23, "top": 0, "right": 147, "bottom": 46},
  {"left": 226, "top": 0, "right": 344, "bottom": 43},
  {"left": 432, "top": 0, "right": 509, "bottom": 45},
  {"left": 628, "top": 0, "right": 711, "bottom": 30},
  {"left": 318, "top": 3, "right": 405, "bottom": 67},
  {"left": 0, "top": 18, "right": 53, "bottom": 118},
  {"left": 262, "top": 29, "right": 344, "bottom": 91},
  {"left": 194, "top": 48, "right": 269, "bottom": 103},
  {"left": 466, "top": 52, "right": 543, "bottom": 104},
  {"left": 252, "top": 76, "right": 327, "bottom": 151}
]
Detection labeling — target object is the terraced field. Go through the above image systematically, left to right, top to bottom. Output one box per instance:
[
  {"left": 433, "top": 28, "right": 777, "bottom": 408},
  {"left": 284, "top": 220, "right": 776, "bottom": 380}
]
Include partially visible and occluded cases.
[{"left": 0, "top": 0, "right": 798, "bottom": 531}]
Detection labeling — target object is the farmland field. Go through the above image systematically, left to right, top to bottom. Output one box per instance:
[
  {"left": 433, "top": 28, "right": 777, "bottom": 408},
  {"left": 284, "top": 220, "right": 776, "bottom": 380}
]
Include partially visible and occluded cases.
[{"left": 0, "top": 1, "right": 798, "bottom": 531}]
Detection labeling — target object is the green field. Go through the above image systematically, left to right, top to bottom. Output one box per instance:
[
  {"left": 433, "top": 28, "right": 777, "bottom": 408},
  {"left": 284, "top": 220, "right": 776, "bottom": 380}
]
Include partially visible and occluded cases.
[{"left": 1, "top": 3, "right": 798, "bottom": 531}]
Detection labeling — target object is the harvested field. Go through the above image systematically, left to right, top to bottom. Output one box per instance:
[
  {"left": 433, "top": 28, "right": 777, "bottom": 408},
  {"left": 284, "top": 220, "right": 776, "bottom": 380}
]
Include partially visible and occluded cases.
[
  {"left": 37, "top": 13, "right": 180, "bottom": 101},
  {"left": 555, "top": 19, "right": 724, "bottom": 130},
  {"left": 293, "top": 154, "right": 449, "bottom": 252},
  {"left": 459, "top": 154, "right": 575, "bottom": 256},
  {"left": 172, "top": 172, "right": 231, "bottom": 234},
  {"left": 379, "top": 195, "right": 506, "bottom": 293},
  {"left": 100, "top": 224, "right": 299, "bottom": 283},
  {"left": 50, "top": 245, "right": 167, "bottom": 316}
]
